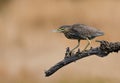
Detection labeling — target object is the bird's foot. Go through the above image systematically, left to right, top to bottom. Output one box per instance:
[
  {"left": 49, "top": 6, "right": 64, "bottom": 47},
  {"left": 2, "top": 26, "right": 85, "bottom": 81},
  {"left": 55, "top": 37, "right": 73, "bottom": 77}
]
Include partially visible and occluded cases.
[
  {"left": 81, "top": 47, "right": 93, "bottom": 53},
  {"left": 81, "top": 49, "right": 88, "bottom": 53}
]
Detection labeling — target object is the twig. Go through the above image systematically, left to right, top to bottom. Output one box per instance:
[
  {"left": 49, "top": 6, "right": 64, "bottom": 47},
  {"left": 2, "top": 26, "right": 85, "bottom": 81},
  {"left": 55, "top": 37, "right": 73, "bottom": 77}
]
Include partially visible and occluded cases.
[{"left": 45, "top": 40, "right": 120, "bottom": 77}]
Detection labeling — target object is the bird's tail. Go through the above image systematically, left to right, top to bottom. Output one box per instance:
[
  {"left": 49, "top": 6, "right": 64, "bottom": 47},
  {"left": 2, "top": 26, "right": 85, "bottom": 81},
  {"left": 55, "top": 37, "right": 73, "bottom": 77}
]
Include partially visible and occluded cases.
[{"left": 96, "top": 31, "right": 104, "bottom": 36}]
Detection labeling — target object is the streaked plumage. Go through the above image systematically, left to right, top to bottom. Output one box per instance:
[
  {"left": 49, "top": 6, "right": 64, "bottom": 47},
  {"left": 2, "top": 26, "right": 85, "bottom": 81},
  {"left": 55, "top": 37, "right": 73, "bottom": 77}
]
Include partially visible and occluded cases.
[
  {"left": 55, "top": 23, "right": 104, "bottom": 54},
  {"left": 61, "top": 24, "right": 104, "bottom": 40}
]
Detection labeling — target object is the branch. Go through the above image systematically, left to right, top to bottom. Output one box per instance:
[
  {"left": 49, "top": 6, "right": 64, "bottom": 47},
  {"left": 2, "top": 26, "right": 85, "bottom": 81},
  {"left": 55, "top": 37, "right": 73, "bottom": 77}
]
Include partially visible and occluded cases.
[{"left": 45, "top": 40, "right": 120, "bottom": 77}]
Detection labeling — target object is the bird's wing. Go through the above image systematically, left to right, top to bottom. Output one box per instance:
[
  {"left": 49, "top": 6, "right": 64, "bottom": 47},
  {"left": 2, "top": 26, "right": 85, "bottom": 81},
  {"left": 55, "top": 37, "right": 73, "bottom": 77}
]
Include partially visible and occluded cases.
[{"left": 72, "top": 24, "right": 103, "bottom": 38}]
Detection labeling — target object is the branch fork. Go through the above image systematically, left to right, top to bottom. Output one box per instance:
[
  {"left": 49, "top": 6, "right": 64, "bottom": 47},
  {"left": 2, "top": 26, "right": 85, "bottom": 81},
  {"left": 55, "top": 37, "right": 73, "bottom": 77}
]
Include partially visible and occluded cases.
[{"left": 45, "top": 40, "right": 120, "bottom": 77}]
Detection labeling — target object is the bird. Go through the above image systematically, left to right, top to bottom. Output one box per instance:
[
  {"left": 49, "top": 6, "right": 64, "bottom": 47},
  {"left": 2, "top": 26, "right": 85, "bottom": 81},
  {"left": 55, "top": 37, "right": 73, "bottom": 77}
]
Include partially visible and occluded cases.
[{"left": 53, "top": 23, "right": 104, "bottom": 54}]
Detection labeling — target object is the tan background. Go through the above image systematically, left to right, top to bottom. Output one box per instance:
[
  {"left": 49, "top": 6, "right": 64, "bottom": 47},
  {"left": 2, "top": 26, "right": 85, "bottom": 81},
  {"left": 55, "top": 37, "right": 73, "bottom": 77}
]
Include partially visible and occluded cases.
[{"left": 0, "top": 0, "right": 120, "bottom": 83}]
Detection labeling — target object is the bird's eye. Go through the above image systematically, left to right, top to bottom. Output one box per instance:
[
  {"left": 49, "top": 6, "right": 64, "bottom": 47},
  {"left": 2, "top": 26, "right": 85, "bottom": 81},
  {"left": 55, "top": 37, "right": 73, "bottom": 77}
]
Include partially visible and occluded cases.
[{"left": 61, "top": 28, "right": 64, "bottom": 30}]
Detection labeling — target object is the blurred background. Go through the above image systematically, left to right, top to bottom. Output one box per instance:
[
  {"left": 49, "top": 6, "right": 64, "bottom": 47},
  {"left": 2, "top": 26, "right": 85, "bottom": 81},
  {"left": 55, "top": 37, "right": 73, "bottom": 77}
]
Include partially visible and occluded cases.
[{"left": 0, "top": 0, "right": 120, "bottom": 83}]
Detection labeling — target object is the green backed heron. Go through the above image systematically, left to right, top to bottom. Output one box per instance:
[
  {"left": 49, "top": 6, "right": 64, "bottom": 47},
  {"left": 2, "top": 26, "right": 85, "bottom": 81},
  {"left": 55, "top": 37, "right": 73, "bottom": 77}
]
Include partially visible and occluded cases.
[{"left": 53, "top": 24, "right": 104, "bottom": 53}]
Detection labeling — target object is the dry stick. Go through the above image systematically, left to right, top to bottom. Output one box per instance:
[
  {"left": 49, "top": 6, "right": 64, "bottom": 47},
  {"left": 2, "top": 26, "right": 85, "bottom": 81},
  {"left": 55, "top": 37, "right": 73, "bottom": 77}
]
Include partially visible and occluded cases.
[{"left": 45, "top": 40, "right": 120, "bottom": 77}]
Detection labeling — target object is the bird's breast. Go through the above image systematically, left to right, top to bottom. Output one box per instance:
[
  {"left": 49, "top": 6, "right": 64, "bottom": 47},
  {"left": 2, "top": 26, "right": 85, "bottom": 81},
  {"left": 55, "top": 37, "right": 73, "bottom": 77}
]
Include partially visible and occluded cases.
[{"left": 64, "top": 32, "right": 80, "bottom": 39}]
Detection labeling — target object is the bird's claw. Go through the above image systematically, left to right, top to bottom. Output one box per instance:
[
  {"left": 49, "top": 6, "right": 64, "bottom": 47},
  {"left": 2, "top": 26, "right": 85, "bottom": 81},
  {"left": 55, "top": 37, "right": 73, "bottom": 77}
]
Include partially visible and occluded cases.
[{"left": 81, "top": 49, "right": 88, "bottom": 53}]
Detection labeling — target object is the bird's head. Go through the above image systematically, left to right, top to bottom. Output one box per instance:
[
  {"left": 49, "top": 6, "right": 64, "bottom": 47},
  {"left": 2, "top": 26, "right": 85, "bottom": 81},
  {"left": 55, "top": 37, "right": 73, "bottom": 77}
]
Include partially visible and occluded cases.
[{"left": 53, "top": 25, "right": 71, "bottom": 33}]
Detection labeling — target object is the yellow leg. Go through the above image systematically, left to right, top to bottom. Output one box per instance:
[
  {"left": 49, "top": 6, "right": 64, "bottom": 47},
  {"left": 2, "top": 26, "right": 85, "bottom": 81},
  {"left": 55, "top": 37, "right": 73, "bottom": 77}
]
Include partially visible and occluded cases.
[
  {"left": 82, "top": 38, "right": 91, "bottom": 52},
  {"left": 70, "top": 39, "right": 80, "bottom": 53}
]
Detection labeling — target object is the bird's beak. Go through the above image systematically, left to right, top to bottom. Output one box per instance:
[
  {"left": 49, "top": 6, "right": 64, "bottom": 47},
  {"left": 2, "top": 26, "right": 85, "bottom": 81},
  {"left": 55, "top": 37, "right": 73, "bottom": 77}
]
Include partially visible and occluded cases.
[{"left": 52, "top": 29, "right": 62, "bottom": 33}]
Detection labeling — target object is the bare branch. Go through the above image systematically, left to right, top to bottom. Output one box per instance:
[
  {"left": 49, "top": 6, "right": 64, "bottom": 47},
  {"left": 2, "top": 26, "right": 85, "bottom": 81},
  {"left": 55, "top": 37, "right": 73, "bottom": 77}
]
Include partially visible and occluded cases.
[{"left": 45, "top": 40, "right": 120, "bottom": 77}]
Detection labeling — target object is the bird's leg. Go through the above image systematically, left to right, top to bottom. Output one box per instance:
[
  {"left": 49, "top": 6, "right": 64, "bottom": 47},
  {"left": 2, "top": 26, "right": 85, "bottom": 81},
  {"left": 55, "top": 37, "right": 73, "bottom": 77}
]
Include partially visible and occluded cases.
[
  {"left": 82, "top": 38, "right": 91, "bottom": 52},
  {"left": 70, "top": 39, "right": 80, "bottom": 54}
]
